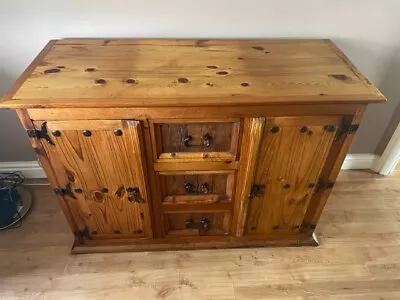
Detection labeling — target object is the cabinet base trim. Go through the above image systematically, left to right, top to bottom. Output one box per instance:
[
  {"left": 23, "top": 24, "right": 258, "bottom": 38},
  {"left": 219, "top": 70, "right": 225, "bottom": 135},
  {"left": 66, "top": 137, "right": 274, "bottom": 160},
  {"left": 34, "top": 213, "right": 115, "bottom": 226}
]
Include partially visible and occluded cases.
[{"left": 71, "top": 234, "right": 319, "bottom": 254}]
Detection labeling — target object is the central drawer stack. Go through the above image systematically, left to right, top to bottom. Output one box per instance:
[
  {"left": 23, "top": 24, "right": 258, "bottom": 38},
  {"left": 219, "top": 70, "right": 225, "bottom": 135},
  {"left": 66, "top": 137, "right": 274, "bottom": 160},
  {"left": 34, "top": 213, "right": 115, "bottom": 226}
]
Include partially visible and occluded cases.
[{"left": 149, "top": 119, "right": 242, "bottom": 237}]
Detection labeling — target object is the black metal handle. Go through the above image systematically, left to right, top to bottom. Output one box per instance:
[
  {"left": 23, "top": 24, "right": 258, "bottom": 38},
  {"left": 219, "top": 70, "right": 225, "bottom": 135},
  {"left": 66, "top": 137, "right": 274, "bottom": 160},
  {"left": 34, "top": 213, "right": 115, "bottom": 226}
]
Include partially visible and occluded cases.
[
  {"left": 183, "top": 133, "right": 212, "bottom": 147},
  {"left": 184, "top": 182, "right": 210, "bottom": 194},
  {"left": 184, "top": 182, "right": 195, "bottom": 194},
  {"left": 200, "top": 183, "right": 209, "bottom": 194},
  {"left": 126, "top": 187, "right": 144, "bottom": 203},
  {"left": 185, "top": 218, "right": 210, "bottom": 235},
  {"left": 200, "top": 218, "right": 209, "bottom": 230},
  {"left": 185, "top": 219, "right": 194, "bottom": 228}
]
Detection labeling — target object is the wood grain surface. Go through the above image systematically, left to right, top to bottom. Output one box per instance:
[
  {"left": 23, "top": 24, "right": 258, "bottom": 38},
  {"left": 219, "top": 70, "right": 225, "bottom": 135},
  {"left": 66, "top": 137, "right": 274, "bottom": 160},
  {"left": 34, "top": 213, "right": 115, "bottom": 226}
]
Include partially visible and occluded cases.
[
  {"left": 0, "top": 39, "right": 385, "bottom": 108},
  {"left": 2, "top": 39, "right": 386, "bottom": 255},
  {"left": 303, "top": 107, "right": 366, "bottom": 227},
  {"left": 245, "top": 116, "right": 341, "bottom": 235},
  {"left": 233, "top": 117, "right": 265, "bottom": 236},
  {"left": 32, "top": 119, "right": 153, "bottom": 240},
  {"left": 150, "top": 119, "right": 241, "bottom": 162},
  {"left": 1, "top": 170, "right": 399, "bottom": 299},
  {"left": 159, "top": 171, "right": 235, "bottom": 204},
  {"left": 163, "top": 212, "right": 231, "bottom": 237}
]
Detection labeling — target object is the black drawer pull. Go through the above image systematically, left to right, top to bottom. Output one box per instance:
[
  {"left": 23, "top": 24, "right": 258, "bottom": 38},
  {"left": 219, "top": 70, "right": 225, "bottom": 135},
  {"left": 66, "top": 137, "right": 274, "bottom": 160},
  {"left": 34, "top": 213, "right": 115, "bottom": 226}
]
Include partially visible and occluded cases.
[
  {"left": 183, "top": 133, "right": 212, "bottom": 147},
  {"left": 184, "top": 182, "right": 210, "bottom": 194},
  {"left": 200, "top": 183, "right": 209, "bottom": 194},
  {"left": 185, "top": 218, "right": 210, "bottom": 235}
]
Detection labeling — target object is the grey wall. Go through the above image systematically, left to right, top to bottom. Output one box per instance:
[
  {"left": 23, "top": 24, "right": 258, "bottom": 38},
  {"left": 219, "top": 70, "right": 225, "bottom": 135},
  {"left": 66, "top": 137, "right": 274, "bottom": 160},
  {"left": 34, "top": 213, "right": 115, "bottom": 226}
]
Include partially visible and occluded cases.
[{"left": 1, "top": 0, "right": 399, "bottom": 161}]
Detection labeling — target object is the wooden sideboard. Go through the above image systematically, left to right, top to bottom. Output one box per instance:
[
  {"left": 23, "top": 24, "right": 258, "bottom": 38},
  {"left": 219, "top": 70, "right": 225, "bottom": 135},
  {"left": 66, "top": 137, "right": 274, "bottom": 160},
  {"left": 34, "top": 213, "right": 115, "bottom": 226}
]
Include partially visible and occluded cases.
[{"left": 0, "top": 39, "right": 385, "bottom": 254}]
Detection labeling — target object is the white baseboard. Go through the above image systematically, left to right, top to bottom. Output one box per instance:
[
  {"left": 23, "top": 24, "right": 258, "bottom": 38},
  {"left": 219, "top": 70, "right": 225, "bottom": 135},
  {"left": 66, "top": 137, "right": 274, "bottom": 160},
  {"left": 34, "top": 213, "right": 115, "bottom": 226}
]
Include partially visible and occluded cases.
[
  {"left": 373, "top": 122, "right": 400, "bottom": 175},
  {"left": 0, "top": 154, "right": 380, "bottom": 179},
  {"left": 340, "top": 154, "right": 379, "bottom": 170},
  {"left": 0, "top": 161, "right": 46, "bottom": 179}
]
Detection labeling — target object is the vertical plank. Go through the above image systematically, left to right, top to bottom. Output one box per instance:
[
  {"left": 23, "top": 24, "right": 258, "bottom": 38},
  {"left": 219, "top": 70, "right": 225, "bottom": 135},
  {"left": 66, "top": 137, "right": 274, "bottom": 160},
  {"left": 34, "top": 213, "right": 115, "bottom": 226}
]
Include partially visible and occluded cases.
[
  {"left": 303, "top": 106, "right": 367, "bottom": 227},
  {"left": 15, "top": 109, "right": 82, "bottom": 243},
  {"left": 232, "top": 117, "right": 265, "bottom": 236},
  {"left": 245, "top": 118, "right": 338, "bottom": 235},
  {"left": 29, "top": 119, "right": 153, "bottom": 240},
  {"left": 124, "top": 120, "right": 154, "bottom": 238},
  {"left": 142, "top": 120, "right": 164, "bottom": 238}
]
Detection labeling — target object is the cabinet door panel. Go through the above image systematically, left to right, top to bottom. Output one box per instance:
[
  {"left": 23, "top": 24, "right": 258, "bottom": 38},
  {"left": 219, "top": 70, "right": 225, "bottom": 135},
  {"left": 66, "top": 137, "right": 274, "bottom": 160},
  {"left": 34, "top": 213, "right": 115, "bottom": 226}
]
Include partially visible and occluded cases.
[
  {"left": 245, "top": 116, "right": 341, "bottom": 236},
  {"left": 34, "top": 120, "right": 152, "bottom": 240}
]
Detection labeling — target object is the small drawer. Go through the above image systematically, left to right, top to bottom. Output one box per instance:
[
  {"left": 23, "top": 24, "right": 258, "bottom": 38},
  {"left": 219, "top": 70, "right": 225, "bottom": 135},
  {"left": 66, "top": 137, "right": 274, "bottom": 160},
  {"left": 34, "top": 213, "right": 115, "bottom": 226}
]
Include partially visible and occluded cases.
[
  {"left": 151, "top": 119, "right": 241, "bottom": 162},
  {"left": 158, "top": 171, "right": 235, "bottom": 205},
  {"left": 163, "top": 212, "right": 231, "bottom": 236}
]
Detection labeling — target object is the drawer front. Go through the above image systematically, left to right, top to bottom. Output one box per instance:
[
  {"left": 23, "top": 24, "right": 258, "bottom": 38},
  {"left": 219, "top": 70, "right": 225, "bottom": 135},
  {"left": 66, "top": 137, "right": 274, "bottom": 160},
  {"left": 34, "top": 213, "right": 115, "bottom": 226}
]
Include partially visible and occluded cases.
[
  {"left": 151, "top": 119, "right": 241, "bottom": 162},
  {"left": 159, "top": 171, "right": 235, "bottom": 205},
  {"left": 163, "top": 212, "right": 231, "bottom": 236}
]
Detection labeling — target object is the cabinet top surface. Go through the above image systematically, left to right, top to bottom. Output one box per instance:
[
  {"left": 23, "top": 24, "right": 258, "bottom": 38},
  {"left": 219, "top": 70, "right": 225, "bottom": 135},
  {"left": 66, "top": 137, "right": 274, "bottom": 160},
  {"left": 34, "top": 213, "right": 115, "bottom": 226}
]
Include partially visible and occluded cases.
[{"left": 1, "top": 39, "right": 385, "bottom": 108}]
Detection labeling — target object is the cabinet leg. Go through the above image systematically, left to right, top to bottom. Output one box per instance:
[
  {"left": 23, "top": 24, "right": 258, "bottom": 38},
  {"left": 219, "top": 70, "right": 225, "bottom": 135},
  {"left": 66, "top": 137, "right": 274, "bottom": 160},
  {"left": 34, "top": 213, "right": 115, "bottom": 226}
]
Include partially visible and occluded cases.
[{"left": 297, "top": 232, "right": 319, "bottom": 247}]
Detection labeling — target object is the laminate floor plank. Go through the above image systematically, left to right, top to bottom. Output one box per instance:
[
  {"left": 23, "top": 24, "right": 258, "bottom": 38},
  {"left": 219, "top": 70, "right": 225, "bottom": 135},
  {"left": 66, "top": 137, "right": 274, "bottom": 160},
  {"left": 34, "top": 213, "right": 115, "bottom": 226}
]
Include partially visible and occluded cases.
[{"left": 0, "top": 170, "right": 399, "bottom": 299}]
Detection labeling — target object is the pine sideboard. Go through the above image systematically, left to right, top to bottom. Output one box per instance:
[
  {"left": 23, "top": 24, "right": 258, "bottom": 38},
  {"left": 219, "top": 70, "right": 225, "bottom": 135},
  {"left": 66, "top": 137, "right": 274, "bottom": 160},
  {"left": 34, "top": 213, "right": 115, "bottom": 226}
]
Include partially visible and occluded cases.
[{"left": 0, "top": 39, "right": 385, "bottom": 254}]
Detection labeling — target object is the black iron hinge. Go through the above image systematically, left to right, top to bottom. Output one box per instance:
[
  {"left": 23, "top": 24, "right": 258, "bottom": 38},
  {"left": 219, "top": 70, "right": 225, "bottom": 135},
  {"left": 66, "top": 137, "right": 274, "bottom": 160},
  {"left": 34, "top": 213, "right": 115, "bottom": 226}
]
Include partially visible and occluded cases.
[
  {"left": 335, "top": 119, "right": 359, "bottom": 141},
  {"left": 26, "top": 121, "right": 55, "bottom": 145},
  {"left": 315, "top": 180, "right": 335, "bottom": 192},
  {"left": 53, "top": 182, "right": 76, "bottom": 199},
  {"left": 248, "top": 184, "right": 266, "bottom": 200},
  {"left": 301, "top": 222, "right": 316, "bottom": 230},
  {"left": 74, "top": 227, "right": 92, "bottom": 240}
]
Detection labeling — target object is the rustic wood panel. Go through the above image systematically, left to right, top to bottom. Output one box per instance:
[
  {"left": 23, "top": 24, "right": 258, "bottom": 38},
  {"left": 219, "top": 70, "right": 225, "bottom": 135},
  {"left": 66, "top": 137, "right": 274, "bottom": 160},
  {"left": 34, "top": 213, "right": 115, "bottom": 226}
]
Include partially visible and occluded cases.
[
  {"left": 0, "top": 39, "right": 385, "bottom": 109},
  {"left": 26, "top": 104, "right": 363, "bottom": 120},
  {"left": 303, "top": 107, "right": 367, "bottom": 227},
  {"left": 15, "top": 109, "right": 83, "bottom": 241},
  {"left": 245, "top": 116, "right": 341, "bottom": 235},
  {"left": 232, "top": 117, "right": 265, "bottom": 236},
  {"left": 32, "top": 119, "right": 152, "bottom": 239},
  {"left": 141, "top": 120, "right": 163, "bottom": 238},
  {"left": 150, "top": 120, "right": 241, "bottom": 162},
  {"left": 160, "top": 123, "right": 233, "bottom": 153},
  {"left": 153, "top": 161, "right": 239, "bottom": 171},
  {"left": 165, "top": 173, "right": 227, "bottom": 195},
  {"left": 161, "top": 203, "right": 233, "bottom": 213},
  {"left": 163, "top": 212, "right": 231, "bottom": 236}
]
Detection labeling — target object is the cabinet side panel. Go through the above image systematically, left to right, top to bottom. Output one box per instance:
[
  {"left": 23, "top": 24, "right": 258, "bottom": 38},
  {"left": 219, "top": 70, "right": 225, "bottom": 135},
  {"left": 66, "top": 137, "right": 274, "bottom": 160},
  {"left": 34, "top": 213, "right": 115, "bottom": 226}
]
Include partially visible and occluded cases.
[
  {"left": 303, "top": 106, "right": 367, "bottom": 227},
  {"left": 15, "top": 109, "right": 82, "bottom": 238}
]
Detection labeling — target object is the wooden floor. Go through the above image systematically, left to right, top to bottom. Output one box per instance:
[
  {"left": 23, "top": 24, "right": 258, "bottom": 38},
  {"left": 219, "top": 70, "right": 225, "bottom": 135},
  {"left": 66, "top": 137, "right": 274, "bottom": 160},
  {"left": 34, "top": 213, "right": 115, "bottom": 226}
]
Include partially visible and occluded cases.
[{"left": 1, "top": 170, "right": 400, "bottom": 299}]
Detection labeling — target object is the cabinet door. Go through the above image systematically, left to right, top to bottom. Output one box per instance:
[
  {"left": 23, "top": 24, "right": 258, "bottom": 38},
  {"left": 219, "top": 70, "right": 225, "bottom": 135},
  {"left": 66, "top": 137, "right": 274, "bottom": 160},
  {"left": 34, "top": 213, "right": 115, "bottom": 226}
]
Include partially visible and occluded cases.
[
  {"left": 244, "top": 116, "right": 341, "bottom": 236},
  {"left": 33, "top": 119, "right": 152, "bottom": 240}
]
